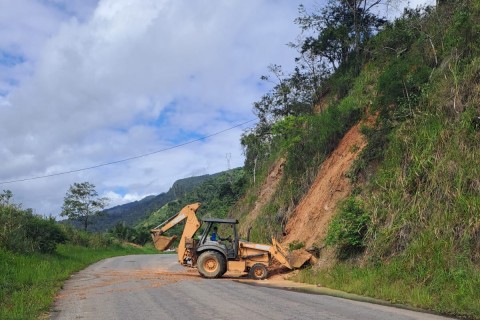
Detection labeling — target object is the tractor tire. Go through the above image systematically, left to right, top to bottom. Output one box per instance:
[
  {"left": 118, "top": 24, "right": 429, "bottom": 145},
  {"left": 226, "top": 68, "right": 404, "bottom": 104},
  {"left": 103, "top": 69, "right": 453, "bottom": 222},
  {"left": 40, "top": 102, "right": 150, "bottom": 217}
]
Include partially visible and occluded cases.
[
  {"left": 197, "top": 251, "right": 226, "bottom": 278},
  {"left": 220, "top": 260, "right": 228, "bottom": 277},
  {"left": 249, "top": 263, "right": 268, "bottom": 280}
]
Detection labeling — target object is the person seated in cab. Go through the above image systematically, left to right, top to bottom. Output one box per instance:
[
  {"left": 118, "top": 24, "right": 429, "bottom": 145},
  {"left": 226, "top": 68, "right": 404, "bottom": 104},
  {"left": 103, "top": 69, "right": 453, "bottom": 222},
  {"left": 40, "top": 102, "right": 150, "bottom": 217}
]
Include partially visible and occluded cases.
[{"left": 210, "top": 226, "right": 231, "bottom": 242}]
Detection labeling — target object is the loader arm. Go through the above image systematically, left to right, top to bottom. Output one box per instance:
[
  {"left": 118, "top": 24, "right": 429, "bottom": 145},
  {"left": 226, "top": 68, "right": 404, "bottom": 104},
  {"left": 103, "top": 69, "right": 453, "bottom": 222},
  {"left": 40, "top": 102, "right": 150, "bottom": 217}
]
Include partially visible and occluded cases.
[
  {"left": 150, "top": 202, "right": 201, "bottom": 264},
  {"left": 239, "top": 237, "right": 312, "bottom": 270},
  {"left": 270, "top": 238, "right": 292, "bottom": 269}
]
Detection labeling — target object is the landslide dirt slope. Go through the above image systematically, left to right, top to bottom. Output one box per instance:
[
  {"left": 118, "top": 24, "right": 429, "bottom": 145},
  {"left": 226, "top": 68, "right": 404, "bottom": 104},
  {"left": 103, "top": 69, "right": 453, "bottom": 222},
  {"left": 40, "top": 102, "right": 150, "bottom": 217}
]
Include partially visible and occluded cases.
[
  {"left": 236, "top": 119, "right": 369, "bottom": 250},
  {"left": 282, "top": 120, "right": 368, "bottom": 248}
]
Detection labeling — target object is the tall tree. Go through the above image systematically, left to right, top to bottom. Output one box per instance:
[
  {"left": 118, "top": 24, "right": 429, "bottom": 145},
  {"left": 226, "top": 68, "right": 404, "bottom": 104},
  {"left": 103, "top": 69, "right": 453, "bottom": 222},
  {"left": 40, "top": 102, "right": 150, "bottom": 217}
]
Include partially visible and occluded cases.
[
  {"left": 296, "top": 0, "right": 386, "bottom": 72},
  {"left": 61, "top": 182, "right": 108, "bottom": 231},
  {"left": 0, "top": 189, "right": 13, "bottom": 205}
]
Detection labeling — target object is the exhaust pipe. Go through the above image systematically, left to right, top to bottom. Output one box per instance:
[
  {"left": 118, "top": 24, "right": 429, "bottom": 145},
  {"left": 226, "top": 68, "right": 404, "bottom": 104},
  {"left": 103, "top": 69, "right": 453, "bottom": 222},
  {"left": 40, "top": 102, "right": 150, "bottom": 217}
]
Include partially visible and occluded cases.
[{"left": 247, "top": 227, "right": 252, "bottom": 242}]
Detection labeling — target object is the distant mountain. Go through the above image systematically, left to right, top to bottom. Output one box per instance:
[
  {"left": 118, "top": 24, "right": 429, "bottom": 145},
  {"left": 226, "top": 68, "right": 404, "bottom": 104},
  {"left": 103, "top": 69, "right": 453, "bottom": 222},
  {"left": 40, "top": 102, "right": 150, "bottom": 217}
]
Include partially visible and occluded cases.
[
  {"left": 137, "top": 168, "right": 246, "bottom": 230},
  {"left": 64, "top": 173, "right": 220, "bottom": 232}
]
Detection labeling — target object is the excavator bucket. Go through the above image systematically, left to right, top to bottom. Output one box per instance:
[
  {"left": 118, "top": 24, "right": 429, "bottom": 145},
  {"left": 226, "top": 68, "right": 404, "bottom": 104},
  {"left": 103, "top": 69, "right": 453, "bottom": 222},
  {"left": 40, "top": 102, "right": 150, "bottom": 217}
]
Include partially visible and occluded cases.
[{"left": 151, "top": 230, "right": 177, "bottom": 251}]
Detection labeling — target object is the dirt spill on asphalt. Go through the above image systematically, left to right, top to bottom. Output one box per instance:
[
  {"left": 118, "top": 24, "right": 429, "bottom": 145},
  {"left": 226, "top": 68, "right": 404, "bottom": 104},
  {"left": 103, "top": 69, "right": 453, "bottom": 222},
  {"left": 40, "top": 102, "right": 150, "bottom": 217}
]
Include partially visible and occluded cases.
[
  {"left": 56, "top": 266, "right": 298, "bottom": 302},
  {"left": 56, "top": 268, "right": 200, "bottom": 299}
]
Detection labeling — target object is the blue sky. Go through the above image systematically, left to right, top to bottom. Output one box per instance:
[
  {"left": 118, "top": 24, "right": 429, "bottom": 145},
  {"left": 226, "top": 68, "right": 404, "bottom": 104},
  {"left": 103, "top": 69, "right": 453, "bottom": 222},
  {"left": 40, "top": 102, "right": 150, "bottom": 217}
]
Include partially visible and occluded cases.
[
  {"left": 0, "top": 0, "right": 433, "bottom": 216},
  {"left": 0, "top": 50, "right": 25, "bottom": 66}
]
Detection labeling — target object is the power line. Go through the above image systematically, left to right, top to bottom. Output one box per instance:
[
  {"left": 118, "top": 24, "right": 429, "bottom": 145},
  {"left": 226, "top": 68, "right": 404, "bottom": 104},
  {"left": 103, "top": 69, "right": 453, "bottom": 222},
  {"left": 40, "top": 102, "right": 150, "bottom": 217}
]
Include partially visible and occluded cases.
[{"left": 0, "top": 119, "right": 256, "bottom": 185}]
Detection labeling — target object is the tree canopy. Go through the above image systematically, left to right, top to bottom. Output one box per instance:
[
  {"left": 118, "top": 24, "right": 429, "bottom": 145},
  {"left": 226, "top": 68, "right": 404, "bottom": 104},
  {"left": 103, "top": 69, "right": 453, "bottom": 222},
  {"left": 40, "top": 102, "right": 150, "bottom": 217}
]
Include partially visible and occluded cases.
[
  {"left": 242, "top": 0, "right": 387, "bottom": 175},
  {"left": 61, "top": 182, "right": 108, "bottom": 231}
]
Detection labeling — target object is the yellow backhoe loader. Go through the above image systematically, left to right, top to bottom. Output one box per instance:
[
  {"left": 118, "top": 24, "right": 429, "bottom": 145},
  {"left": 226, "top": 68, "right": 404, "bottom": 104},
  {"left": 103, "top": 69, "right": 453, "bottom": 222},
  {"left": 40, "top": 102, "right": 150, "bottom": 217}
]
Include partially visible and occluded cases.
[{"left": 150, "top": 203, "right": 313, "bottom": 279}]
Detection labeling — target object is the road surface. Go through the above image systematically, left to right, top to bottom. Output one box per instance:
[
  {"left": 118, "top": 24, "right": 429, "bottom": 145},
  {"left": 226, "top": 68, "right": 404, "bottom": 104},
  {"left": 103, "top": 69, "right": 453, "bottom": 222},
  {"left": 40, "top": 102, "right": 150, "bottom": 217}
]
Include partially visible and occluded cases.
[{"left": 51, "top": 254, "right": 453, "bottom": 320}]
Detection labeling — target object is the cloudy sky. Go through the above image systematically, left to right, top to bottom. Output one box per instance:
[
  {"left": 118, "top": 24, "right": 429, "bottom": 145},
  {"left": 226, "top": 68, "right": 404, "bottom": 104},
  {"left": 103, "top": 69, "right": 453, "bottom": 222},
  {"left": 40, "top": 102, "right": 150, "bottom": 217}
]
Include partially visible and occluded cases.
[{"left": 0, "top": 0, "right": 432, "bottom": 217}]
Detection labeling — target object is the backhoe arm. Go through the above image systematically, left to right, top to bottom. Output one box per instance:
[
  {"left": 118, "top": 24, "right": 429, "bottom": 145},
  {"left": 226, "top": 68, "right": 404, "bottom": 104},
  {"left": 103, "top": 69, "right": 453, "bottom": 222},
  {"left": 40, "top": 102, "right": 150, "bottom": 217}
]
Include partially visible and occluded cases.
[{"left": 150, "top": 203, "right": 201, "bottom": 264}]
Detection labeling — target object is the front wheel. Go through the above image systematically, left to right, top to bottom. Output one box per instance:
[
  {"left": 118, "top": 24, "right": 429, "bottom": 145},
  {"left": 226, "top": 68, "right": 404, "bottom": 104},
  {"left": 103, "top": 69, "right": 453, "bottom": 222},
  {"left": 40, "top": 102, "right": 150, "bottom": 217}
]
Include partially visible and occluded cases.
[
  {"left": 197, "top": 251, "right": 226, "bottom": 278},
  {"left": 249, "top": 263, "right": 268, "bottom": 280}
]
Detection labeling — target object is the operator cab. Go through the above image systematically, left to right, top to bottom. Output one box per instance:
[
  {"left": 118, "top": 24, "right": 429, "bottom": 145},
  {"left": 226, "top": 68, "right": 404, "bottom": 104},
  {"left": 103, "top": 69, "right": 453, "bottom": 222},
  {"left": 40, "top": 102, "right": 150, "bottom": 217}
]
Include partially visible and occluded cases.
[{"left": 199, "top": 218, "right": 239, "bottom": 259}]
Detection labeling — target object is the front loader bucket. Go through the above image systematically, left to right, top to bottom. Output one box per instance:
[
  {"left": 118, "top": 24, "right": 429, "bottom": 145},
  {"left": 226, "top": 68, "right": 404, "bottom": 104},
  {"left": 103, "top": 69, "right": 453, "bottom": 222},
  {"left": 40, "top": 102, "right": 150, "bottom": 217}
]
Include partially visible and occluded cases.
[
  {"left": 150, "top": 230, "right": 177, "bottom": 251},
  {"left": 270, "top": 238, "right": 313, "bottom": 269},
  {"left": 288, "top": 249, "right": 313, "bottom": 268}
]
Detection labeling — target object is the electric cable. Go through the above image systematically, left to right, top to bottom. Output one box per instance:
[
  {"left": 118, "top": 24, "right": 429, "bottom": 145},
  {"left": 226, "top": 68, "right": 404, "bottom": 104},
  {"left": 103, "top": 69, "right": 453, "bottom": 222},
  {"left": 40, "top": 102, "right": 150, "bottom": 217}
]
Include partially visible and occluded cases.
[{"left": 0, "top": 119, "right": 256, "bottom": 185}]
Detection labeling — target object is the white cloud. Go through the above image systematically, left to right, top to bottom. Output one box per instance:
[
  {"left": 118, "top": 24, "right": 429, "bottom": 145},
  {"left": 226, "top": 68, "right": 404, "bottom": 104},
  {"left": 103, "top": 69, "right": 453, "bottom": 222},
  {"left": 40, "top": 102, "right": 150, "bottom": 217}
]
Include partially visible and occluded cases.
[
  {"left": 0, "top": 0, "right": 311, "bottom": 216},
  {"left": 103, "top": 190, "right": 150, "bottom": 208}
]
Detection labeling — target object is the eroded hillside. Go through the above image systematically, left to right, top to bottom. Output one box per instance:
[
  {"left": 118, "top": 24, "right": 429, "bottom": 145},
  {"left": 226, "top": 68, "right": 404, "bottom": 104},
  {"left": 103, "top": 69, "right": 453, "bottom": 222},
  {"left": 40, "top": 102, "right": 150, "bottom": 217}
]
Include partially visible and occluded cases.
[{"left": 282, "top": 120, "right": 368, "bottom": 247}]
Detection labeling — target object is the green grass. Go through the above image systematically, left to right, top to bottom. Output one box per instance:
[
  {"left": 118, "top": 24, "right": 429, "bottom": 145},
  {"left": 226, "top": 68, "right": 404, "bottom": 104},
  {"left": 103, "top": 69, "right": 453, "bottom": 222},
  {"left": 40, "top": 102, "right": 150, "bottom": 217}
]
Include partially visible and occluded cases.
[
  {"left": 0, "top": 244, "right": 157, "bottom": 320},
  {"left": 294, "top": 257, "right": 480, "bottom": 319}
]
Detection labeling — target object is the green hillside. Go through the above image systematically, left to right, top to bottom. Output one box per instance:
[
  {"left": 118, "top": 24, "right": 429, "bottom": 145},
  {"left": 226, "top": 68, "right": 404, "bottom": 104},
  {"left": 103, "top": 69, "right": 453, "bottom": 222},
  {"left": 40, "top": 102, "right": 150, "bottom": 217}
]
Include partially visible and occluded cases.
[
  {"left": 237, "top": 1, "right": 480, "bottom": 318},
  {"left": 137, "top": 168, "right": 245, "bottom": 235},
  {"left": 63, "top": 173, "right": 219, "bottom": 232}
]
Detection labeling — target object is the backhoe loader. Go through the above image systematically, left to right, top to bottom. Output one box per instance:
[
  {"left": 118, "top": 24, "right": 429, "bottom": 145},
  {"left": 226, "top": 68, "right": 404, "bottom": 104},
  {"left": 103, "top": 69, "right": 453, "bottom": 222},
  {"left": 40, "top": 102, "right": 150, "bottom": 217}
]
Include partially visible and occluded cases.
[{"left": 150, "top": 203, "right": 312, "bottom": 279}]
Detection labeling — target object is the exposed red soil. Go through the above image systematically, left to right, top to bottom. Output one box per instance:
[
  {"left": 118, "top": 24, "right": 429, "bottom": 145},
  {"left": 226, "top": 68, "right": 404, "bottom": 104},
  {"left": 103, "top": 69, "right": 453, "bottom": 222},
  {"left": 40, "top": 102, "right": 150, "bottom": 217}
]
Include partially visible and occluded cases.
[{"left": 282, "top": 120, "right": 368, "bottom": 248}]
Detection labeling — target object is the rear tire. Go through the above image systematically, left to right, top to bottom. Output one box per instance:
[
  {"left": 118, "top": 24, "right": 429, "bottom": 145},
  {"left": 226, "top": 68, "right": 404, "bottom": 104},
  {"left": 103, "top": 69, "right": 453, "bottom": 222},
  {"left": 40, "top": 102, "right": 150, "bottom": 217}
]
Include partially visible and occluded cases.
[
  {"left": 197, "top": 251, "right": 226, "bottom": 278},
  {"left": 249, "top": 263, "right": 268, "bottom": 280}
]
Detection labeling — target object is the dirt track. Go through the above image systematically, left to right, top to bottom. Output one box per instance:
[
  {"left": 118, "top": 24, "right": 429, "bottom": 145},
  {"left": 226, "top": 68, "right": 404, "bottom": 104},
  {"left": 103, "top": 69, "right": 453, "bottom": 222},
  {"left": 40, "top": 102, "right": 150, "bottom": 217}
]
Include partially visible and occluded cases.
[{"left": 51, "top": 254, "right": 452, "bottom": 320}]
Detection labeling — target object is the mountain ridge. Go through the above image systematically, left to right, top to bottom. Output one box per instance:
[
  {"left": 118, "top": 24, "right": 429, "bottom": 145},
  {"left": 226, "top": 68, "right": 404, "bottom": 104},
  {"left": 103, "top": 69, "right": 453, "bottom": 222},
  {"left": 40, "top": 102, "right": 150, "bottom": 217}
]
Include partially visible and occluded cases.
[{"left": 64, "top": 173, "right": 222, "bottom": 232}]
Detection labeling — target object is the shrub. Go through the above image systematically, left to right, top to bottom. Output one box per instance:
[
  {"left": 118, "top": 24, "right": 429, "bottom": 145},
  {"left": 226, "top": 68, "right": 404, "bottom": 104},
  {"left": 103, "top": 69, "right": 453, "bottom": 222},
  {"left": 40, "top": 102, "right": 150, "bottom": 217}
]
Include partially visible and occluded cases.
[
  {"left": 376, "top": 57, "right": 431, "bottom": 115},
  {"left": 0, "top": 195, "right": 66, "bottom": 254},
  {"left": 326, "top": 197, "right": 369, "bottom": 259},
  {"left": 22, "top": 216, "right": 66, "bottom": 253},
  {"left": 109, "top": 222, "right": 151, "bottom": 245},
  {"left": 59, "top": 224, "right": 117, "bottom": 248},
  {"left": 289, "top": 240, "right": 305, "bottom": 251}
]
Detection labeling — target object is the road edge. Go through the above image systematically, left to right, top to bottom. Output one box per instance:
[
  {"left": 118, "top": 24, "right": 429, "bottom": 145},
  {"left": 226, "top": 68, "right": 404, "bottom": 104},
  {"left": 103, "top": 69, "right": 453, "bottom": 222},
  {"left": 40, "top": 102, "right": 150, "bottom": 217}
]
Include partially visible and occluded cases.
[{"left": 234, "top": 279, "right": 457, "bottom": 319}]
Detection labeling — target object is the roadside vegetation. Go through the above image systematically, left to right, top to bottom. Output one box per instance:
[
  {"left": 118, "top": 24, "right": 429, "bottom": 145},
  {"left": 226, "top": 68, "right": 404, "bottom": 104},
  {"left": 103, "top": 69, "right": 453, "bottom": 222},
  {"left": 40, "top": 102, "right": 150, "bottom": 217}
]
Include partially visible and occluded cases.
[
  {"left": 238, "top": 0, "right": 480, "bottom": 318},
  {"left": 0, "top": 191, "right": 156, "bottom": 320},
  {"left": 294, "top": 252, "right": 480, "bottom": 318}
]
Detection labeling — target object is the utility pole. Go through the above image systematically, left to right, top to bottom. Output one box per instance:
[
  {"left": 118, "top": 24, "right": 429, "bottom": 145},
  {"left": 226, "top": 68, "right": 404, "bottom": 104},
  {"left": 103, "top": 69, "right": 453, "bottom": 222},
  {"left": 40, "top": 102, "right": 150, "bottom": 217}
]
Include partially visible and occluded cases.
[
  {"left": 226, "top": 153, "right": 233, "bottom": 184},
  {"left": 253, "top": 157, "right": 257, "bottom": 186}
]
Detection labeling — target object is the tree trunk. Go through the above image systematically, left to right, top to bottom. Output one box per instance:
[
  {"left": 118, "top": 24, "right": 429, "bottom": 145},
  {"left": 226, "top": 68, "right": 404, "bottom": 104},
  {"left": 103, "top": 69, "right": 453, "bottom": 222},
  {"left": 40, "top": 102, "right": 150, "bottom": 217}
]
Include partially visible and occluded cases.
[{"left": 84, "top": 206, "right": 89, "bottom": 231}]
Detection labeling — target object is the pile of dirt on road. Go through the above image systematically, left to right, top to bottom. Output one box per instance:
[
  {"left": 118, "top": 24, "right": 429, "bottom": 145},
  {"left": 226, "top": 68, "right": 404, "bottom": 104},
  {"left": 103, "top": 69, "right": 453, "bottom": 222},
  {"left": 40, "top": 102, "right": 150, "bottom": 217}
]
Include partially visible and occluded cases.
[{"left": 282, "top": 120, "right": 369, "bottom": 248}]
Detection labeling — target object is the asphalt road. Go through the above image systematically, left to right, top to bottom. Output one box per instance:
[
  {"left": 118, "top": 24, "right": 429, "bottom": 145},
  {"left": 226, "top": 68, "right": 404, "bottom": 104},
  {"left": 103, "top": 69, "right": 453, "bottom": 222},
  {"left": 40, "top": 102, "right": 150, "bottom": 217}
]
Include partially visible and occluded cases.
[{"left": 51, "top": 254, "right": 453, "bottom": 320}]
